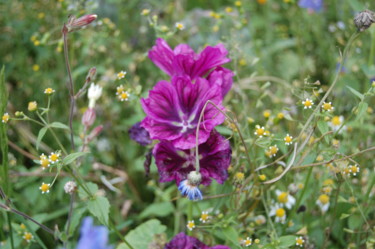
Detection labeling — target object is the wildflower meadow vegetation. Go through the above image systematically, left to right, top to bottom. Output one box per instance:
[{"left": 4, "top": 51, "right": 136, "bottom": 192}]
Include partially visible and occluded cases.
[{"left": 1, "top": 0, "right": 375, "bottom": 248}]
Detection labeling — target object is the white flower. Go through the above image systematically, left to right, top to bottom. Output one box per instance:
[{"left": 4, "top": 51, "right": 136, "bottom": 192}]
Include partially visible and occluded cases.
[
  {"left": 88, "top": 83, "right": 103, "bottom": 108},
  {"left": 328, "top": 115, "right": 346, "bottom": 133},
  {"left": 275, "top": 190, "right": 296, "bottom": 209},
  {"left": 316, "top": 194, "right": 330, "bottom": 213},
  {"left": 269, "top": 204, "right": 286, "bottom": 224}
]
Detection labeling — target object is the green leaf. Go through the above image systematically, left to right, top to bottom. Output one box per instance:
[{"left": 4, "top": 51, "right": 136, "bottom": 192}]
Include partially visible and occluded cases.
[
  {"left": 346, "top": 86, "right": 364, "bottom": 101},
  {"left": 355, "top": 102, "right": 368, "bottom": 121},
  {"left": 317, "top": 120, "right": 329, "bottom": 143},
  {"left": 49, "top": 122, "right": 70, "bottom": 130},
  {"left": 36, "top": 127, "right": 48, "bottom": 150},
  {"left": 62, "top": 152, "right": 89, "bottom": 165},
  {"left": 78, "top": 182, "right": 98, "bottom": 200},
  {"left": 88, "top": 196, "right": 110, "bottom": 226},
  {"left": 139, "top": 202, "right": 174, "bottom": 219},
  {"left": 66, "top": 207, "right": 86, "bottom": 236},
  {"left": 340, "top": 213, "right": 351, "bottom": 220},
  {"left": 348, "top": 214, "right": 363, "bottom": 230},
  {"left": 117, "top": 219, "right": 166, "bottom": 249},
  {"left": 221, "top": 226, "right": 240, "bottom": 245},
  {"left": 278, "top": 235, "right": 297, "bottom": 248}
]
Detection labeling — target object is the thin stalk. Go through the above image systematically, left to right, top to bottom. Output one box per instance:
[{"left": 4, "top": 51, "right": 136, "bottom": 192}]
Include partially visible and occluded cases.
[
  {"left": 62, "top": 25, "right": 75, "bottom": 151},
  {"left": 368, "top": 29, "right": 375, "bottom": 66},
  {"left": 187, "top": 201, "right": 193, "bottom": 236},
  {"left": 6, "top": 213, "right": 14, "bottom": 249}
]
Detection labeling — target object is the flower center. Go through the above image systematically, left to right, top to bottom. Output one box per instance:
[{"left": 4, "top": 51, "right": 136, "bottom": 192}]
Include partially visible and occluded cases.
[
  {"left": 331, "top": 116, "right": 341, "bottom": 126},
  {"left": 50, "top": 154, "right": 59, "bottom": 162},
  {"left": 41, "top": 159, "right": 50, "bottom": 168},
  {"left": 41, "top": 184, "right": 50, "bottom": 192},
  {"left": 278, "top": 192, "right": 288, "bottom": 203},
  {"left": 319, "top": 194, "right": 329, "bottom": 204},
  {"left": 276, "top": 208, "right": 285, "bottom": 217},
  {"left": 296, "top": 238, "right": 304, "bottom": 245}
]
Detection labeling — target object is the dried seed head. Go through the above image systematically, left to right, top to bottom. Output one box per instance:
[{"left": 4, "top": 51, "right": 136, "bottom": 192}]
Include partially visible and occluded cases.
[
  {"left": 354, "top": 10, "right": 375, "bottom": 32},
  {"left": 187, "top": 171, "right": 202, "bottom": 185},
  {"left": 64, "top": 181, "right": 77, "bottom": 194}
]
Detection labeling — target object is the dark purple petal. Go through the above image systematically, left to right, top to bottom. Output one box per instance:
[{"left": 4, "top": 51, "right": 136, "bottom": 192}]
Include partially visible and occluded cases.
[
  {"left": 148, "top": 38, "right": 175, "bottom": 76},
  {"left": 149, "top": 38, "right": 231, "bottom": 79},
  {"left": 189, "top": 44, "right": 230, "bottom": 79},
  {"left": 207, "top": 67, "right": 234, "bottom": 98},
  {"left": 141, "top": 76, "right": 225, "bottom": 150},
  {"left": 128, "top": 122, "right": 151, "bottom": 146},
  {"left": 154, "top": 130, "right": 231, "bottom": 186},
  {"left": 144, "top": 150, "right": 153, "bottom": 177},
  {"left": 77, "top": 217, "right": 112, "bottom": 249},
  {"left": 164, "top": 233, "right": 231, "bottom": 249}
]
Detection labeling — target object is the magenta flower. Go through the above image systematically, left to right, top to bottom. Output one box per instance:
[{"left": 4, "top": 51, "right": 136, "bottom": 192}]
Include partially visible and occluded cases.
[
  {"left": 149, "top": 38, "right": 230, "bottom": 80},
  {"left": 207, "top": 67, "right": 234, "bottom": 98},
  {"left": 141, "top": 76, "right": 225, "bottom": 149},
  {"left": 153, "top": 130, "right": 231, "bottom": 186},
  {"left": 165, "top": 233, "right": 231, "bottom": 249}
]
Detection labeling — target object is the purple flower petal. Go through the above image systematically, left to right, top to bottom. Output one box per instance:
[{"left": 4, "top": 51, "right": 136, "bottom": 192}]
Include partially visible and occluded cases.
[
  {"left": 298, "top": 0, "right": 323, "bottom": 12},
  {"left": 148, "top": 38, "right": 230, "bottom": 79},
  {"left": 207, "top": 67, "right": 234, "bottom": 98},
  {"left": 141, "top": 76, "right": 225, "bottom": 150},
  {"left": 128, "top": 122, "right": 151, "bottom": 146},
  {"left": 153, "top": 130, "right": 231, "bottom": 186},
  {"left": 76, "top": 217, "right": 112, "bottom": 249},
  {"left": 164, "top": 233, "right": 231, "bottom": 249}
]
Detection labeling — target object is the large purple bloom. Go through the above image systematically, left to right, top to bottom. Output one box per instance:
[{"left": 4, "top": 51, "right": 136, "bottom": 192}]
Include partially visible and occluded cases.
[
  {"left": 298, "top": 0, "right": 323, "bottom": 12},
  {"left": 141, "top": 76, "right": 225, "bottom": 149},
  {"left": 153, "top": 130, "right": 231, "bottom": 186},
  {"left": 76, "top": 217, "right": 112, "bottom": 249},
  {"left": 165, "top": 233, "right": 231, "bottom": 249}
]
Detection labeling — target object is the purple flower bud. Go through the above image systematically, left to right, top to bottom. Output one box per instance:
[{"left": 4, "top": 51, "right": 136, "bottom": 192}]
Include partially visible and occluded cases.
[
  {"left": 66, "top": 14, "right": 97, "bottom": 33},
  {"left": 82, "top": 108, "right": 96, "bottom": 128},
  {"left": 128, "top": 122, "right": 151, "bottom": 146},
  {"left": 87, "top": 125, "right": 103, "bottom": 141},
  {"left": 165, "top": 233, "right": 230, "bottom": 249}
]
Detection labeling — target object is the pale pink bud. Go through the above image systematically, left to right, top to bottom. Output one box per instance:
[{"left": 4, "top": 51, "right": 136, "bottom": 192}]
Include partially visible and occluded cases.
[
  {"left": 66, "top": 14, "right": 97, "bottom": 32},
  {"left": 86, "top": 67, "right": 97, "bottom": 82},
  {"left": 82, "top": 108, "right": 96, "bottom": 127},
  {"left": 87, "top": 125, "right": 103, "bottom": 141}
]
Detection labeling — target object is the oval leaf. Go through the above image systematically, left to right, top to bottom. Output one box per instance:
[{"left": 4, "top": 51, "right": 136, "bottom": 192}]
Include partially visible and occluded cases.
[
  {"left": 36, "top": 127, "right": 48, "bottom": 150},
  {"left": 62, "top": 152, "right": 89, "bottom": 165}
]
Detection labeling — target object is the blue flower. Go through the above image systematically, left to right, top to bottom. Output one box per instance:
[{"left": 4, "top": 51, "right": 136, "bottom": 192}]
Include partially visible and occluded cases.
[
  {"left": 298, "top": 0, "right": 323, "bottom": 12},
  {"left": 178, "top": 180, "right": 203, "bottom": 201},
  {"left": 76, "top": 217, "right": 112, "bottom": 249}
]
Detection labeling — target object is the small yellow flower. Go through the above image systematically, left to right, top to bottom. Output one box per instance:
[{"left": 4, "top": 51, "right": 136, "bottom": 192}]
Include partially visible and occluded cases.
[
  {"left": 235, "top": 1, "right": 242, "bottom": 7},
  {"left": 225, "top": 7, "right": 233, "bottom": 13},
  {"left": 141, "top": 9, "right": 150, "bottom": 16},
  {"left": 37, "top": 12, "right": 45, "bottom": 19},
  {"left": 175, "top": 22, "right": 185, "bottom": 30},
  {"left": 160, "top": 25, "right": 169, "bottom": 32},
  {"left": 30, "top": 35, "right": 37, "bottom": 42},
  {"left": 33, "top": 40, "right": 40, "bottom": 46},
  {"left": 239, "top": 58, "right": 247, "bottom": 66},
  {"left": 32, "top": 64, "right": 40, "bottom": 72},
  {"left": 117, "top": 71, "right": 127, "bottom": 80},
  {"left": 44, "top": 88, "right": 55, "bottom": 95},
  {"left": 118, "top": 91, "right": 130, "bottom": 101},
  {"left": 302, "top": 98, "right": 313, "bottom": 109},
  {"left": 28, "top": 101, "right": 37, "bottom": 112},
  {"left": 322, "top": 102, "right": 334, "bottom": 112},
  {"left": 263, "top": 110, "right": 271, "bottom": 118},
  {"left": 277, "top": 112, "right": 284, "bottom": 119},
  {"left": 2, "top": 113, "right": 10, "bottom": 123},
  {"left": 331, "top": 116, "right": 342, "bottom": 126},
  {"left": 254, "top": 125, "right": 266, "bottom": 137},
  {"left": 284, "top": 134, "right": 293, "bottom": 145},
  {"left": 267, "top": 145, "right": 279, "bottom": 158},
  {"left": 48, "top": 152, "right": 60, "bottom": 164},
  {"left": 39, "top": 153, "right": 50, "bottom": 170},
  {"left": 348, "top": 165, "right": 360, "bottom": 176},
  {"left": 234, "top": 172, "right": 245, "bottom": 182},
  {"left": 259, "top": 174, "right": 266, "bottom": 181},
  {"left": 323, "top": 179, "right": 334, "bottom": 186},
  {"left": 39, "top": 182, "right": 51, "bottom": 194},
  {"left": 322, "top": 186, "right": 332, "bottom": 195},
  {"left": 316, "top": 194, "right": 330, "bottom": 212},
  {"left": 274, "top": 207, "right": 286, "bottom": 223},
  {"left": 199, "top": 211, "right": 210, "bottom": 223},
  {"left": 186, "top": 220, "right": 195, "bottom": 231},
  {"left": 20, "top": 223, "right": 26, "bottom": 230},
  {"left": 23, "top": 232, "right": 33, "bottom": 243},
  {"left": 295, "top": 236, "right": 305, "bottom": 247},
  {"left": 243, "top": 237, "right": 252, "bottom": 246},
  {"left": 254, "top": 238, "right": 260, "bottom": 244}
]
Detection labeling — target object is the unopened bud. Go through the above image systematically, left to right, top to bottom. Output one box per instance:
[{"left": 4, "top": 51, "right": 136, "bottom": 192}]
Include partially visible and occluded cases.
[
  {"left": 354, "top": 10, "right": 375, "bottom": 31},
  {"left": 66, "top": 14, "right": 97, "bottom": 33},
  {"left": 86, "top": 67, "right": 97, "bottom": 82},
  {"left": 28, "top": 101, "right": 37, "bottom": 112},
  {"left": 82, "top": 108, "right": 96, "bottom": 127},
  {"left": 15, "top": 111, "right": 24, "bottom": 117},
  {"left": 87, "top": 125, "right": 103, "bottom": 141},
  {"left": 187, "top": 171, "right": 202, "bottom": 185},
  {"left": 64, "top": 181, "right": 77, "bottom": 194}
]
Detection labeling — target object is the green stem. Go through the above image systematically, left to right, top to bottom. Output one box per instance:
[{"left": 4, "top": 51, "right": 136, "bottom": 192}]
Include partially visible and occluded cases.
[
  {"left": 368, "top": 29, "right": 375, "bottom": 66},
  {"left": 187, "top": 201, "right": 193, "bottom": 236},
  {"left": 6, "top": 213, "right": 14, "bottom": 249}
]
